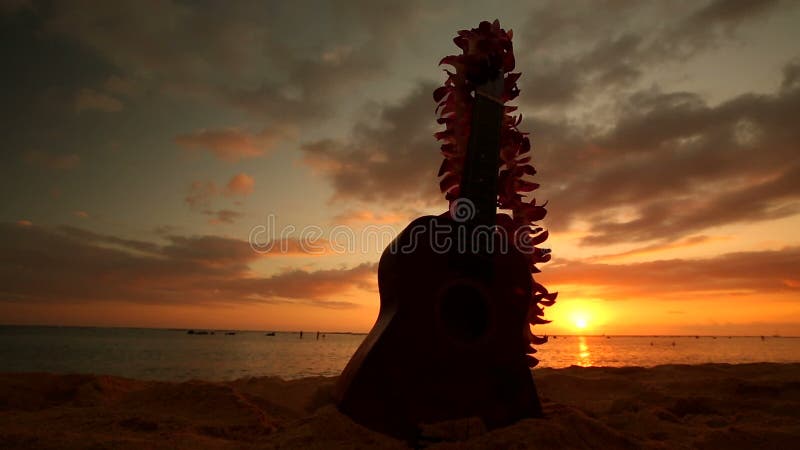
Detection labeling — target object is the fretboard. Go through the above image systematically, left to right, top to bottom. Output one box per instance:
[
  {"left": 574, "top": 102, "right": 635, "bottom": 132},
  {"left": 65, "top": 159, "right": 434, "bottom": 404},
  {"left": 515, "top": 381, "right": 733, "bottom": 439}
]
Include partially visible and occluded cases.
[{"left": 458, "top": 87, "right": 504, "bottom": 229}]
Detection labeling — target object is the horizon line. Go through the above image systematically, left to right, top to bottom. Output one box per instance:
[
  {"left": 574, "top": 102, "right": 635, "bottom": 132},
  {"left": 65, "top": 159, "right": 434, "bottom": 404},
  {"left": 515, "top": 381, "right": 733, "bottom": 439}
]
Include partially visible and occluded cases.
[{"left": 0, "top": 323, "right": 797, "bottom": 338}]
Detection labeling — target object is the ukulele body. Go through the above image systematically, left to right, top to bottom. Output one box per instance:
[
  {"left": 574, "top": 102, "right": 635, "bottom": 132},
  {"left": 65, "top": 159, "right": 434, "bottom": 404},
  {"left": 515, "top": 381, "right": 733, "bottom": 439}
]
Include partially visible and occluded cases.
[{"left": 334, "top": 214, "right": 542, "bottom": 439}]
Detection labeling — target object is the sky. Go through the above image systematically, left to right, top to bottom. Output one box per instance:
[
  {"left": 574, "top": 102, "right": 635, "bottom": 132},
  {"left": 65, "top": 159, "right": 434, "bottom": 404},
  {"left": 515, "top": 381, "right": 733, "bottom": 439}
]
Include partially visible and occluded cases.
[{"left": 1, "top": 0, "right": 799, "bottom": 335}]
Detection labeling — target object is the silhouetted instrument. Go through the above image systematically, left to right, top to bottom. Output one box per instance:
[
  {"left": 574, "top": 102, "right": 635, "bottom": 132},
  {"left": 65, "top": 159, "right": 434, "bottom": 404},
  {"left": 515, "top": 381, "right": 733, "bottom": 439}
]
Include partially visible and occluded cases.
[{"left": 335, "top": 20, "right": 552, "bottom": 440}]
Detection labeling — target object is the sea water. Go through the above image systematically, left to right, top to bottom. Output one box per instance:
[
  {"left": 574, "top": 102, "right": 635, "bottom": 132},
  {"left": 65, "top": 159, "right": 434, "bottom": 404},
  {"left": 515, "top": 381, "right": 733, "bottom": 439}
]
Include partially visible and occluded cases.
[{"left": 1, "top": 326, "right": 798, "bottom": 381}]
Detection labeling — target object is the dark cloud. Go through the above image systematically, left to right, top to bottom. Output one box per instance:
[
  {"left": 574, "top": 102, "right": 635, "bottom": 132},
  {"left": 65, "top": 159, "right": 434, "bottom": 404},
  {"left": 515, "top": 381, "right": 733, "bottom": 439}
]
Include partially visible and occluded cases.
[
  {"left": 0, "top": 0, "right": 430, "bottom": 191},
  {"left": 39, "top": 0, "right": 425, "bottom": 123},
  {"left": 515, "top": 0, "right": 788, "bottom": 107},
  {"left": 686, "top": 0, "right": 783, "bottom": 30},
  {"left": 3, "top": 1, "right": 799, "bottom": 259},
  {"left": 294, "top": 1, "right": 798, "bottom": 247},
  {"left": 0, "top": 5, "right": 117, "bottom": 182},
  {"left": 516, "top": 32, "right": 645, "bottom": 107},
  {"left": 782, "top": 58, "right": 800, "bottom": 91},
  {"left": 302, "top": 59, "right": 800, "bottom": 247},
  {"left": 539, "top": 66, "right": 800, "bottom": 245},
  {"left": 301, "top": 82, "right": 442, "bottom": 205},
  {"left": 73, "top": 88, "right": 122, "bottom": 112},
  {"left": 22, "top": 150, "right": 80, "bottom": 170},
  {"left": 184, "top": 174, "right": 255, "bottom": 215},
  {"left": 185, "top": 181, "right": 218, "bottom": 210},
  {"left": 204, "top": 209, "right": 243, "bottom": 225},
  {"left": 0, "top": 223, "right": 363, "bottom": 307},
  {"left": 57, "top": 225, "right": 161, "bottom": 255},
  {"left": 160, "top": 235, "right": 260, "bottom": 268},
  {"left": 539, "top": 245, "right": 800, "bottom": 298},
  {"left": 219, "top": 263, "right": 376, "bottom": 305}
]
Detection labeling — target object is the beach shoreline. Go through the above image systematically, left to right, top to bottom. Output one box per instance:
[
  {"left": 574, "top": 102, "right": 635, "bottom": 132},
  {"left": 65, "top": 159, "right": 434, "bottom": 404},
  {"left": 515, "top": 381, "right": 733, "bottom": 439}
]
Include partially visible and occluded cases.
[{"left": 1, "top": 362, "right": 798, "bottom": 449}]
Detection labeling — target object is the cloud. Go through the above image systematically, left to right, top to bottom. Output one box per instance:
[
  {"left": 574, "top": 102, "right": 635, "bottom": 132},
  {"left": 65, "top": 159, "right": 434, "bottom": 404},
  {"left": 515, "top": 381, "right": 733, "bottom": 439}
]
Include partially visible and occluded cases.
[
  {"left": 0, "top": 0, "right": 32, "bottom": 14},
  {"left": 41, "top": 0, "right": 426, "bottom": 123},
  {"left": 515, "top": 0, "right": 789, "bottom": 108},
  {"left": 685, "top": 0, "right": 783, "bottom": 32},
  {"left": 8, "top": 1, "right": 798, "bottom": 261},
  {"left": 280, "top": 4, "right": 800, "bottom": 252},
  {"left": 782, "top": 58, "right": 800, "bottom": 91},
  {"left": 300, "top": 62, "right": 800, "bottom": 248},
  {"left": 536, "top": 65, "right": 800, "bottom": 245},
  {"left": 102, "top": 75, "right": 139, "bottom": 96},
  {"left": 71, "top": 76, "right": 137, "bottom": 115},
  {"left": 302, "top": 82, "right": 441, "bottom": 205},
  {"left": 74, "top": 88, "right": 123, "bottom": 112},
  {"left": 174, "top": 127, "right": 289, "bottom": 162},
  {"left": 22, "top": 150, "right": 80, "bottom": 170},
  {"left": 185, "top": 173, "right": 254, "bottom": 211},
  {"left": 224, "top": 173, "right": 254, "bottom": 196},
  {"left": 184, "top": 175, "right": 255, "bottom": 225},
  {"left": 185, "top": 181, "right": 218, "bottom": 209},
  {"left": 204, "top": 209, "right": 243, "bottom": 225},
  {"left": 332, "top": 210, "right": 406, "bottom": 225},
  {"left": 7, "top": 222, "right": 787, "bottom": 311},
  {"left": 0, "top": 223, "right": 361, "bottom": 307},
  {"left": 56, "top": 225, "right": 161, "bottom": 255},
  {"left": 159, "top": 234, "right": 261, "bottom": 268},
  {"left": 589, "top": 235, "right": 719, "bottom": 263},
  {"left": 540, "top": 245, "right": 800, "bottom": 299},
  {"left": 223, "top": 263, "right": 376, "bottom": 304}
]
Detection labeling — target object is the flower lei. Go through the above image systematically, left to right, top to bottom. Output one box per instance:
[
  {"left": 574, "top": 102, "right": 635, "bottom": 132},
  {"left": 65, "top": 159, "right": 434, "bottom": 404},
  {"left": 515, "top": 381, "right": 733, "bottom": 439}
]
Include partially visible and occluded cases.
[{"left": 433, "top": 20, "right": 556, "bottom": 367}]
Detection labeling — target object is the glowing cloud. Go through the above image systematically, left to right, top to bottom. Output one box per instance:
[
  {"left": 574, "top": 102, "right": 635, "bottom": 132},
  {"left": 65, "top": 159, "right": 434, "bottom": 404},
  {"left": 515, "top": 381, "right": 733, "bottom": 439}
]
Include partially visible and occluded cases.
[{"left": 224, "top": 173, "right": 254, "bottom": 197}]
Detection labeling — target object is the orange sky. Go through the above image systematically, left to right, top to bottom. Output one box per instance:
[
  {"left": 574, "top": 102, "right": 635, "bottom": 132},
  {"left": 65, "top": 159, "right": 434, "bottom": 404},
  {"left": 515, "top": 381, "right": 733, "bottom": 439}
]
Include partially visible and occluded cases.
[{"left": 1, "top": 1, "right": 799, "bottom": 335}]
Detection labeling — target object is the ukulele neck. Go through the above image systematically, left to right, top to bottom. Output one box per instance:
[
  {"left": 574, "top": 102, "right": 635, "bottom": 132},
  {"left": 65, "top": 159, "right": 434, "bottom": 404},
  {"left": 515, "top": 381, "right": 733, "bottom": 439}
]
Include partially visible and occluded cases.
[{"left": 459, "top": 81, "right": 504, "bottom": 229}]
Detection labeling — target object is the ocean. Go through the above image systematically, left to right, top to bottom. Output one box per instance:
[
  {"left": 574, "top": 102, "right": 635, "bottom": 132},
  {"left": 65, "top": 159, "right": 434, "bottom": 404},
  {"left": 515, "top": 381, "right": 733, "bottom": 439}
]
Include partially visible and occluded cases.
[{"left": 1, "top": 326, "right": 798, "bottom": 381}]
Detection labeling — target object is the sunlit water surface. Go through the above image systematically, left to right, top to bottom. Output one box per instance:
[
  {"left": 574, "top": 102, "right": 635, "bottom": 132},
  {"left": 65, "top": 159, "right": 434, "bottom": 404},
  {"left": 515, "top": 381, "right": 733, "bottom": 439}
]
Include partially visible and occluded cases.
[{"left": 1, "top": 326, "right": 798, "bottom": 381}]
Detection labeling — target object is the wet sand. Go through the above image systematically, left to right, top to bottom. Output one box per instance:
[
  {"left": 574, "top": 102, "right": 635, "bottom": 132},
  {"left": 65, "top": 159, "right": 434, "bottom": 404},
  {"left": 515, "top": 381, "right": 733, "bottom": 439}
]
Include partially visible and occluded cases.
[{"left": 1, "top": 363, "right": 798, "bottom": 449}]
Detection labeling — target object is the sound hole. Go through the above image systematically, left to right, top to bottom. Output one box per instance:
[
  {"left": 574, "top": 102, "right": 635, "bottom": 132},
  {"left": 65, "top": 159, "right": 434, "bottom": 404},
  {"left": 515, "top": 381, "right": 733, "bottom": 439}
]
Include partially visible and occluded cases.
[{"left": 440, "top": 283, "right": 489, "bottom": 342}]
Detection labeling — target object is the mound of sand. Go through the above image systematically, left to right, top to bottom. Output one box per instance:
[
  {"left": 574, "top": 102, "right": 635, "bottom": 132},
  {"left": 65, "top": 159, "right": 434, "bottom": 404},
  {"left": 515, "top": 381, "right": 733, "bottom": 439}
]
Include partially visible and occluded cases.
[{"left": 1, "top": 363, "right": 798, "bottom": 449}]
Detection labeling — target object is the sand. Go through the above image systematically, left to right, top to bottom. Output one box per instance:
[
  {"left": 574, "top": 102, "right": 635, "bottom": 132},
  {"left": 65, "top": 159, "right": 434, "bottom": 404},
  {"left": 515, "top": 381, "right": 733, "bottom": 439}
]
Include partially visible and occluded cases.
[{"left": 1, "top": 363, "right": 798, "bottom": 449}]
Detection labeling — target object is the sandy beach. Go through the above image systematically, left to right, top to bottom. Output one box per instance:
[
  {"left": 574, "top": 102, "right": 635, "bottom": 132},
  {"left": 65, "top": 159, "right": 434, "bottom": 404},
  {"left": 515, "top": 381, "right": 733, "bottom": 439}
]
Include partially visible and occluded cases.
[{"left": 0, "top": 363, "right": 798, "bottom": 449}]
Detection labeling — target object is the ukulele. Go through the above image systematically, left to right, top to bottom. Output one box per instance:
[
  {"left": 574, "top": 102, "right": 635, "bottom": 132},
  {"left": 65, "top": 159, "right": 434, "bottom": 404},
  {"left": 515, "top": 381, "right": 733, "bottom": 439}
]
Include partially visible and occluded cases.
[{"left": 334, "top": 20, "right": 554, "bottom": 440}]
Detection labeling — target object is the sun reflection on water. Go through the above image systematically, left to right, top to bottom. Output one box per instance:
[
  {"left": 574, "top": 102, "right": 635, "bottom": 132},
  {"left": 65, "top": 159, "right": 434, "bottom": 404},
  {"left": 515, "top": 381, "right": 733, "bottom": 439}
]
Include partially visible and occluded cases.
[{"left": 577, "top": 336, "right": 593, "bottom": 367}]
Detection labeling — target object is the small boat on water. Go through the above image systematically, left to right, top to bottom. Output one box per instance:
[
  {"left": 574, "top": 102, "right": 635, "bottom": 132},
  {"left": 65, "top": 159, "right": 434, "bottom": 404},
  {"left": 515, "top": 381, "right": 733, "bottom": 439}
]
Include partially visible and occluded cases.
[{"left": 265, "top": 332, "right": 276, "bottom": 336}]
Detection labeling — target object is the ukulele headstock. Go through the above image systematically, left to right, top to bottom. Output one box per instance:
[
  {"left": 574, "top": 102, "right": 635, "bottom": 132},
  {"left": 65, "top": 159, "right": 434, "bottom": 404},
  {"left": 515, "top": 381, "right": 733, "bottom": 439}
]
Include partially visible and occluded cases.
[{"left": 476, "top": 73, "right": 504, "bottom": 103}]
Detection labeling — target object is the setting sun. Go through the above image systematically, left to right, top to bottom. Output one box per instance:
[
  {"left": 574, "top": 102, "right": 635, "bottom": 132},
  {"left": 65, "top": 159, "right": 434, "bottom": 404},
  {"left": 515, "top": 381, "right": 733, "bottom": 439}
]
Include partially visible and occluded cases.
[
  {"left": 537, "top": 296, "right": 619, "bottom": 335},
  {"left": 571, "top": 312, "right": 590, "bottom": 332}
]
